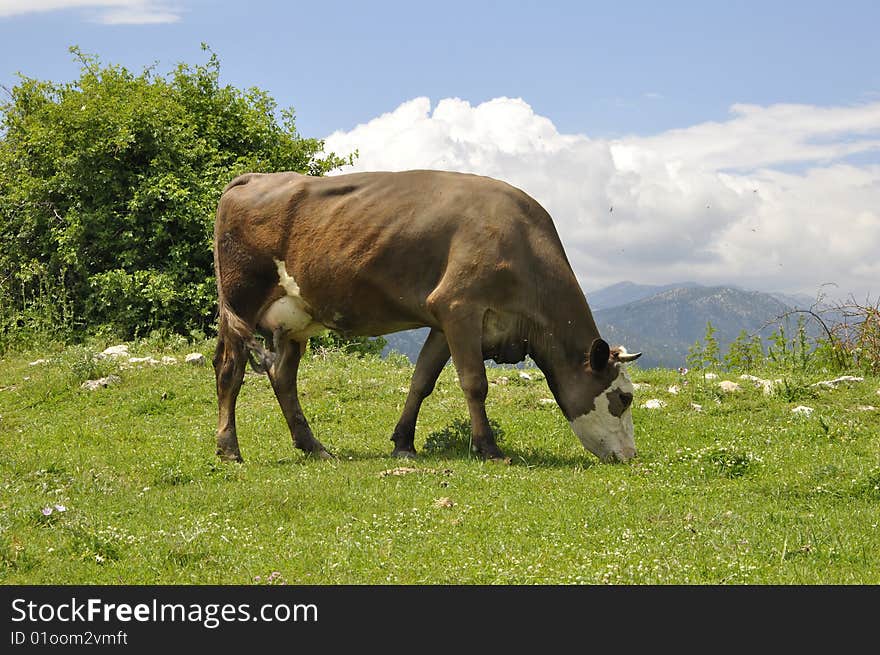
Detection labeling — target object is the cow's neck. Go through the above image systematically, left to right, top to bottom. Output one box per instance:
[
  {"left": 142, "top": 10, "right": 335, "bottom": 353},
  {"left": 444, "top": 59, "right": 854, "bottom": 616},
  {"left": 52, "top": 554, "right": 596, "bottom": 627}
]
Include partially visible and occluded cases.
[{"left": 526, "top": 280, "right": 600, "bottom": 420}]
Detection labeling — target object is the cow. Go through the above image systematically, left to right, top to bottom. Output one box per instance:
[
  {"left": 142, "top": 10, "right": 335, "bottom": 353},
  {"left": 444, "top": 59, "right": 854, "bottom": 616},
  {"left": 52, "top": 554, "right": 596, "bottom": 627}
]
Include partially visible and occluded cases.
[{"left": 212, "top": 169, "right": 642, "bottom": 464}]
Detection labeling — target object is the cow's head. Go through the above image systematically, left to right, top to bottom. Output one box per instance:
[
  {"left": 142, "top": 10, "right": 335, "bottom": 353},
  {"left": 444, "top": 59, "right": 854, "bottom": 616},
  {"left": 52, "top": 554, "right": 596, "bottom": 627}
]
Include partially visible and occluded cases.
[{"left": 568, "top": 338, "right": 642, "bottom": 463}]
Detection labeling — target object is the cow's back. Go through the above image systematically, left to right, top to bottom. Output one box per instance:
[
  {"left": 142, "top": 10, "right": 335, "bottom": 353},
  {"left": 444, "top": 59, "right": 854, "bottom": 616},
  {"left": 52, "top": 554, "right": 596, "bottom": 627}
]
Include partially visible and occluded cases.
[{"left": 214, "top": 170, "right": 575, "bottom": 337}]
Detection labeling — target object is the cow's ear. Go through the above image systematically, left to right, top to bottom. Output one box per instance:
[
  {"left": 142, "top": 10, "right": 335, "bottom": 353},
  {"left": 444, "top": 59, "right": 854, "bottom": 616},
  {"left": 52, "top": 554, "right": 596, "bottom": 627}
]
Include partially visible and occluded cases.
[{"left": 589, "top": 338, "right": 610, "bottom": 372}]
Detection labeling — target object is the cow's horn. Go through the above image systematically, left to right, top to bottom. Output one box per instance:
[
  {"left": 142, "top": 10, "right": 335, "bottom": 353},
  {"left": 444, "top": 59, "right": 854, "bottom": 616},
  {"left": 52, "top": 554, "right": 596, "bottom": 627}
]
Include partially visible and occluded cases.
[{"left": 616, "top": 348, "right": 642, "bottom": 362}]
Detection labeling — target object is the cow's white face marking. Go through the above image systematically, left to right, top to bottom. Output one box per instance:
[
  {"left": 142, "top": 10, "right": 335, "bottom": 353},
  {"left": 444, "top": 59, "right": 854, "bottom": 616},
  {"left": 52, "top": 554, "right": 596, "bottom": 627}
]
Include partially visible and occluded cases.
[
  {"left": 258, "top": 259, "right": 327, "bottom": 341},
  {"left": 569, "top": 368, "right": 636, "bottom": 463}
]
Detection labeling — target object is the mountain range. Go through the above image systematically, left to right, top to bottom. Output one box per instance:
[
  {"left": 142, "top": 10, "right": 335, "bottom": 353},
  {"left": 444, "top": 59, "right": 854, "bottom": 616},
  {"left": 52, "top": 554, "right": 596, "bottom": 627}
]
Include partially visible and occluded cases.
[{"left": 380, "top": 281, "right": 815, "bottom": 370}]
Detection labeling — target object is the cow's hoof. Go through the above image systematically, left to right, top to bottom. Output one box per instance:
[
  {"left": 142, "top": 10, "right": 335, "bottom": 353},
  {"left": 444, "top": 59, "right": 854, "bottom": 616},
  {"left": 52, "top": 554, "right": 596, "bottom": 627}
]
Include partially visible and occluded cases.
[
  {"left": 472, "top": 442, "right": 506, "bottom": 461},
  {"left": 392, "top": 447, "right": 418, "bottom": 460},
  {"left": 217, "top": 449, "right": 244, "bottom": 463},
  {"left": 310, "top": 449, "right": 335, "bottom": 460},
  {"left": 486, "top": 455, "right": 512, "bottom": 465}
]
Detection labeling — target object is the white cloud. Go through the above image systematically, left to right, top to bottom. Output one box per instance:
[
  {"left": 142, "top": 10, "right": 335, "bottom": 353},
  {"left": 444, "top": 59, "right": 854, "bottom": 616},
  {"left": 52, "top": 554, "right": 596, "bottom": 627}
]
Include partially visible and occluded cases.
[
  {"left": 0, "top": 1, "right": 182, "bottom": 24},
  {"left": 323, "top": 97, "right": 880, "bottom": 301}
]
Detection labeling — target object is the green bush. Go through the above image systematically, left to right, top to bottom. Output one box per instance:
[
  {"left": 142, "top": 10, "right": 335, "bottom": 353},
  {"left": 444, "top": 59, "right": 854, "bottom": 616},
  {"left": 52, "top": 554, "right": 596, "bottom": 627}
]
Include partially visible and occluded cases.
[{"left": 0, "top": 45, "right": 350, "bottom": 348}]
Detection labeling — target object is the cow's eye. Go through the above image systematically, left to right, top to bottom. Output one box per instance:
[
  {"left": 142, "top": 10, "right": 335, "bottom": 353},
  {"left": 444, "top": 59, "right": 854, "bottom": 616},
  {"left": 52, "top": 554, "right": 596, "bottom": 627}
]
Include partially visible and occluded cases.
[{"left": 619, "top": 392, "right": 633, "bottom": 410}]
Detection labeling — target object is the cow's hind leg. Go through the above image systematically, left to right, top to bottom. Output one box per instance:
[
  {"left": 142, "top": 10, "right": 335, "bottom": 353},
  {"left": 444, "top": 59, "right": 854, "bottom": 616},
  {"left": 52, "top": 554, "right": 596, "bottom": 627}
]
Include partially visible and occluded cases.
[
  {"left": 391, "top": 328, "right": 451, "bottom": 458},
  {"left": 214, "top": 329, "right": 247, "bottom": 462},
  {"left": 268, "top": 335, "right": 333, "bottom": 459}
]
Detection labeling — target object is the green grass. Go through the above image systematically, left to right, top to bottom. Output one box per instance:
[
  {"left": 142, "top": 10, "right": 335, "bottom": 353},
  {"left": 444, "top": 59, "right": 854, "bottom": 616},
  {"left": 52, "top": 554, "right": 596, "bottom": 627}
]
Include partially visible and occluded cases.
[{"left": 1, "top": 341, "right": 878, "bottom": 584}]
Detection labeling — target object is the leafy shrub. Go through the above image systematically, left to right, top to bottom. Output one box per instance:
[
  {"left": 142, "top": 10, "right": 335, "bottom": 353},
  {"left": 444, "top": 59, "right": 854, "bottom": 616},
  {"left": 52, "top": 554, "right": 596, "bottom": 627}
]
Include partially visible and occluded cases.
[
  {"left": 0, "top": 45, "right": 350, "bottom": 348},
  {"left": 309, "top": 332, "right": 387, "bottom": 358},
  {"left": 62, "top": 344, "right": 118, "bottom": 383},
  {"left": 772, "top": 377, "right": 818, "bottom": 402},
  {"left": 423, "top": 418, "right": 505, "bottom": 455},
  {"left": 698, "top": 446, "right": 757, "bottom": 479}
]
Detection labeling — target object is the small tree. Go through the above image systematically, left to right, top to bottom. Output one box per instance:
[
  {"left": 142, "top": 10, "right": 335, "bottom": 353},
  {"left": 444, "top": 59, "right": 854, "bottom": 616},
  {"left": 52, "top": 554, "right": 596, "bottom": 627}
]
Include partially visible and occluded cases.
[
  {"left": 0, "top": 45, "right": 351, "bottom": 347},
  {"left": 686, "top": 321, "right": 722, "bottom": 377},
  {"left": 703, "top": 321, "right": 720, "bottom": 369},
  {"left": 724, "top": 329, "right": 764, "bottom": 372}
]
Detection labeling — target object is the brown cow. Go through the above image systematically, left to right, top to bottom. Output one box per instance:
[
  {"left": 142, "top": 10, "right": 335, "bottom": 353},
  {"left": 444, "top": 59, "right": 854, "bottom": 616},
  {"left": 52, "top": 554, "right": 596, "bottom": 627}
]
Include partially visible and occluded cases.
[{"left": 212, "top": 170, "right": 641, "bottom": 463}]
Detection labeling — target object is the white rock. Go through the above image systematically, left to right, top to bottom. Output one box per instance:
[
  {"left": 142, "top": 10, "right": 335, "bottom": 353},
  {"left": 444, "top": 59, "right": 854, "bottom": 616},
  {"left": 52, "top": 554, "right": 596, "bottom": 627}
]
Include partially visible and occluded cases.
[
  {"left": 100, "top": 344, "right": 129, "bottom": 358},
  {"left": 185, "top": 352, "right": 206, "bottom": 366},
  {"left": 128, "top": 356, "right": 159, "bottom": 365},
  {"left": 161, "top": 356, "right": 178, "bottom": 365},
  {"left": 28, "top": 358, "right": 49, "bottom": 366},
  {"left": 518, "top": 371, "right": 532, "bottom": 381},
  {"left": 705, "top": 373, "right": 719, "bottom": 380},
  {"left": 739, "top": 374, "right": 776, "bottom": 394},
  {"left": 80, "top": 375, "right": 121, "bottom": 391},
  {"left": 812, "top": 375, "right": 865, "bottom": 389},
  {"left": 830, "top": 375, "right": 863, "bottom": 384},
  {"left": 496, "top": 376, "right": 509, "bottom": 385},
  {"left": 718, "top": 380, "right": 741, "bottom": 392},
  {"left": 632, "top": 383, "right": 651, "bottom": 391},
  {"left": 667, "top": 385, "right": 680, "bottom": 395},
  {"left": 538, "top": 398, "right": 555, "bottom": 405},
  {"left": 642, "top": 399, "right": 666, "bottom": 410},
  {"left": 690, "top": 403, "right": 703, "bottom": 412},
  {"left": 792, "top": 405, "right": 814, "bottom": 416},
  {"left": 856, "top": 405, "right": 876, "bottom": 412}
]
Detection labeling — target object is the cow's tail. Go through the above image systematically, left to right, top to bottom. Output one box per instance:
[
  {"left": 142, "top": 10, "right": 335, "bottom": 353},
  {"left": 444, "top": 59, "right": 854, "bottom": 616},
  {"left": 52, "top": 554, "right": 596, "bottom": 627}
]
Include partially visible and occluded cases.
[
  {"left": 214, "top": 201, "right": 275, "bottom": 375},
  {"left": 216, "top": 298, "right": 276, "bottom": 375}
]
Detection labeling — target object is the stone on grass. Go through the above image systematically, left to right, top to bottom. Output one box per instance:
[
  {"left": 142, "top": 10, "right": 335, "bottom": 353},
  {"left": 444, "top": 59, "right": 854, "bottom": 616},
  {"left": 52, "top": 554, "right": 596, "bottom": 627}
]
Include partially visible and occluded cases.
[
  {"left": 100, "top": 344, "right": 129, "bottom": 359},
  {"left": 185, "top": 352, "right": 206, "bottom": 366},
  {"left": 128, "top": 356, "right": 159, "bottom": 365},
  {"left": 161, "top": 356, "right": 178, "bottom": 365},
  {"left": 28, "top": 358, "right": 49, "bottom": 366},
  {"left": 739, "top": 374, "right": 778, "bottom": 395},
  {"left": 81, "top": 375, "right": 121, "bottom": 391},
  {"left": 812, "top": 376, "right": 864, "bottom": 389},
  {"left": 718, "top": 380, "right": 741, "bottom": 393},
  {"left": 667, "top": 385, "right": 680, "bottom": 395},
  {"left": 642, "top": 398, "right": 666, "bottom": 409},
  {"left": 791, "top": 405, "right": 814, "bottom": 417}
]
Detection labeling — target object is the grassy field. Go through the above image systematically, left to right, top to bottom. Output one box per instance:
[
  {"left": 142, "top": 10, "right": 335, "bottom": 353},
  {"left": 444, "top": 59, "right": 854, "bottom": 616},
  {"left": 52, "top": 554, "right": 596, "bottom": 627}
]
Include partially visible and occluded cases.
[{"left": 1, "top": 338, "right": 878, "bottom": 584}]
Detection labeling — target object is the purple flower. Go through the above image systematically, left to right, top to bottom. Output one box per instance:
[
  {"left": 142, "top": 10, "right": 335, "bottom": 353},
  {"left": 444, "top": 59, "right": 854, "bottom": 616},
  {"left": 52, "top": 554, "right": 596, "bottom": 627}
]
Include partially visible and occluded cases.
[
  {"left": 54, "top": 504, "right": 67, "bottom": 512},
  {"left": 41, "top": 507, "right": 53, "bottom": 516}
]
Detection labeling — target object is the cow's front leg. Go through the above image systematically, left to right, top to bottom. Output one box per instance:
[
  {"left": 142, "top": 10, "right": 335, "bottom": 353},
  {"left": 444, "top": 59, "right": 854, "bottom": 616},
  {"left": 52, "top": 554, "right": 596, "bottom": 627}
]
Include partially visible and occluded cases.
[
  {"left": 439, "top": 312, "right": 505, "bottom": 460},
  {"left": 391, "top": 328, "right": 451, "bottom": 458},
  {"left": 267, "top": 336, "right": 333, "bottom": 459}
]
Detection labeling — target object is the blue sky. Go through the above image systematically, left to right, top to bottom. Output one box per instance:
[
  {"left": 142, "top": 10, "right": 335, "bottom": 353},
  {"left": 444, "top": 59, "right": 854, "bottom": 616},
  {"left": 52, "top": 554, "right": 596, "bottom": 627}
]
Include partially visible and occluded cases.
[
  {"left": 1, "top": 1, "right": 879, "bottom": 299},
  {"left": 3, "top": 1, "right": 878, "bottom": 139}
]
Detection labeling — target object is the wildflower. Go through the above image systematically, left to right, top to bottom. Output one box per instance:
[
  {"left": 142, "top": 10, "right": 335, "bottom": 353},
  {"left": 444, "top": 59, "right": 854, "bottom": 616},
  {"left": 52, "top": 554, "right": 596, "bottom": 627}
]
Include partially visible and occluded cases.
[
  {"left": 678, "top": 367, "right": 688, "bottom": 375},
  {"left": 54, "top": 504, "right": 67, "bottom": 512},
  {"left": 41, "top": 507, "right": 53, "bottom": 516}
]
